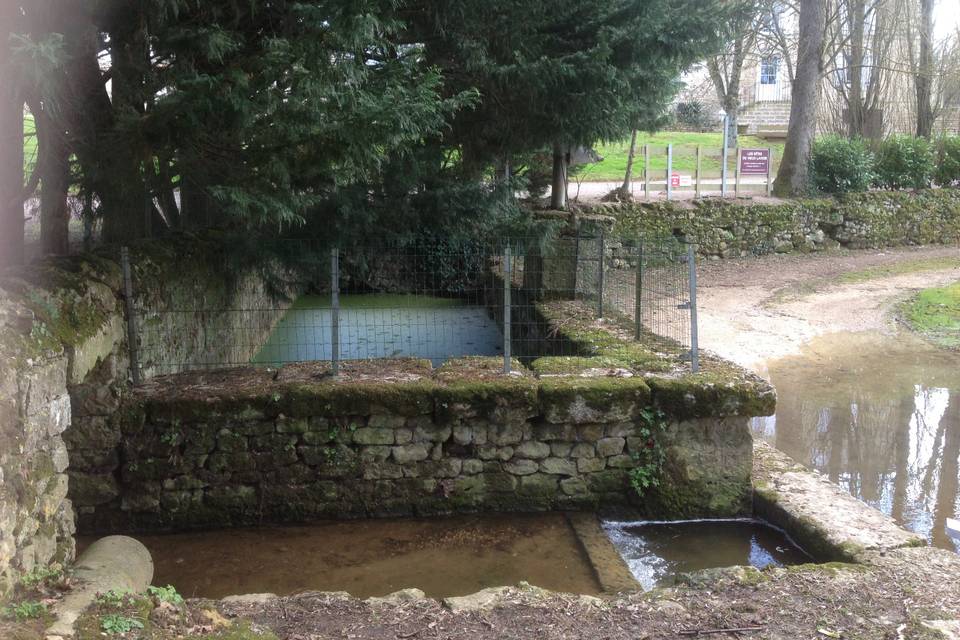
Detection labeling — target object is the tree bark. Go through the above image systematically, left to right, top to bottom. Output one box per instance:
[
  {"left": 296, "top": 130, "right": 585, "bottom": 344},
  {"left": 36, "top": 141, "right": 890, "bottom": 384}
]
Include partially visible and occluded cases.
[
  {"left": 773, "top": 0, "right": 826, "bottom": 197},
  {"left": 847, "top": 0, "right": 865, "bottom": 137},
  {"left": 915, "top": 0, "right": 934, "bottom": 138},
  {"left": 0, "top": 2, "right": 24, "bottom": 266},
  {"left": 36, "top": 106, "right": 70, "bottom": 256},
  {"left": 621, "top": 129, "right": 638, "bottom": 192},
  {"left": 550, "top": 143, "right": 568, "bottom": 210}
]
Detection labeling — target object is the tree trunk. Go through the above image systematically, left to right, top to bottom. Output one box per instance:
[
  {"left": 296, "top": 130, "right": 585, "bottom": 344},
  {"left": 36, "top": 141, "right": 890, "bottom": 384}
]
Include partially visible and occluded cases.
[
  {"left": 773, "top": 0, "right": 826, "bottom": 197},
  {"left": 847, "top": 0, "right": 865, "bottom": 137},
  {"left": 915, "top": 0, "right": 934, "bottom": 138},
  {"left": 0, "top": 3, "right": 24, "bottom": 266},
  {"left": 726, "top": 104, "right": 739, "bottom": 150},
  {"left": 37, "top": 108, "right": 70, "bottom": 256},
  {"left": 621, "top": 129, "right": 638, "bottom": 191},
  {"left": 550, "top": 143, "right": 568, "bottom": 210}
]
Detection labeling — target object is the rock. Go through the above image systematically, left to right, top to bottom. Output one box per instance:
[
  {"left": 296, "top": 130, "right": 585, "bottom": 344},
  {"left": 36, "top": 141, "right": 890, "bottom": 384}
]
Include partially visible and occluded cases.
[
  {"left": 353, "top": 428, "right": 395, "bottom": 446},
  {"left": 596, "top": 437, "right": 625, "bottom": 457},
  {"left": 515, "top": 441, "right": 550, "bottom": 460},
  {"left": 392, "top": 444, "right": 430, "bottom": 464},
  {"left": 577, "top": 457, "right": 606, "bottom": 473},
  {"left": 539, "top": 458, "right": 576, "bottom": 476},
  {"left": 504, "top": 459, "right": 538, "bottom": 475},
  {"left": 443, "top": 587, "right": 512, "bottom": 613},
  {"left": 367, "top": 588, "right": 426, "bottom": 605},
  {"left": 221, "top": 593, "right": 278, "bottom": 605}
]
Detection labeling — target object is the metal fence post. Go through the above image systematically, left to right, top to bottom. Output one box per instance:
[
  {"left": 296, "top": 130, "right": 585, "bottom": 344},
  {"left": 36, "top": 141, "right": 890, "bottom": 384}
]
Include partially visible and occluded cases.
[
  {"left": 721, "top": 115, "right": 729, "bottom": 197},
  {"left": 666, "top": 143, "right": 673, "bottom": 201},
  {"left": 643, "top": 145, "right": 650, "bottom": 200},
  {"left": 695, "top": 146, "right": 702, "bottom": 198},
  {"left": 766, "top": 146, "right": 773, "bottom": 197},
  {"left": 735, "top": 147, "right": 742, "bottom": 197},
  {"left": 597, "top": 232, "right": 605, "bottom": 318},
  {"left": 634, "top": 242, "right": 643, "bottom": 341},
  {"left": 687, "top": 243, "right": 699, "bottom": 373},
  {"left": 503, "top": 245, "right": 512, "bottom": 374},
  {"left": 120, "top": 246, "right": 141, "bottom": 385},
  {"left": 331, "top": 247, "right": 340, "bottom": 377}
]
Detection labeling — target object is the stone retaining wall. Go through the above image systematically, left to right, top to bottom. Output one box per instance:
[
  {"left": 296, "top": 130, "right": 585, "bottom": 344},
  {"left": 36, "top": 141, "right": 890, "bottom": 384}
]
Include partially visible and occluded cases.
[
  {"left": 587, "top": 188, "right": 960, "bottom": 259},
  {"left": 0, "top": 234, "right": 300, "bottom": 592},
  {"left": 69, "top": 359, "right": 767, "bottom": 533}
]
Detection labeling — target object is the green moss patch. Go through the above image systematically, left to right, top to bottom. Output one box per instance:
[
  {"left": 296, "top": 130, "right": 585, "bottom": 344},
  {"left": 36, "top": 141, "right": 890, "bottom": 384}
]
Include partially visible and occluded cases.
[{"left": 901, "top": 281, "right": 960, "bottom": 349}]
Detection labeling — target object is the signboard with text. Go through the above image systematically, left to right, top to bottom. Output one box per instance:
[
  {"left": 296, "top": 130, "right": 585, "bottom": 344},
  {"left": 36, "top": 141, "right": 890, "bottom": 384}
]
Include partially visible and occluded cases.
[
  {"left": 740, "top": 148, "right": 770, "bottom": 175},
  {"left": 670, "top": 172, "right": 692, "bottom": 187}
]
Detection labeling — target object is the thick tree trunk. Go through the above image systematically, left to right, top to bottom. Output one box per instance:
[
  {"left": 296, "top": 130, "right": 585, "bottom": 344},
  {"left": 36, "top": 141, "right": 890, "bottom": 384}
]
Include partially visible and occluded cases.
[
  {"left": 773, "top": 0, "right": 826, "bottom": 197},
  {"left": 847, "top": 0, "right": 865, "bottom": 137},
  {"left": 915, "top": 0, "right": 934, "bottom": 138},
  {"left": 0, "top": 3, "right": 24, "bottom": 266},
  {"left": 726, "top": 105, "right": 739, "bottom": 150},
  {"left": 37, "top": 109, "right": 70, "bottom": 256},
  {"left": 621, "top": 129, "right": 639, "bottom": 191},
  {"left": 550, "top": 143, "right": 568, "bottom": 210}
]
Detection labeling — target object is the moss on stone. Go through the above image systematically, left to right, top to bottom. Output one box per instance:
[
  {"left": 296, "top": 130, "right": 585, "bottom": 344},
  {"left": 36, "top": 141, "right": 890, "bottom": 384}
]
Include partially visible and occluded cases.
[
  {"left": 645, "top": 372, "right": 776, "bottom": 420},
  {"left": 538, "top": 377, "right": 651, "bottom": 420}
]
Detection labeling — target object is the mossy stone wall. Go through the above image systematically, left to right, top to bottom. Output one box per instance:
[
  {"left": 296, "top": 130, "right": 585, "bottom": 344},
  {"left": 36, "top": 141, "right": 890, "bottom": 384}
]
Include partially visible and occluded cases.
[
  {"left": 588, "top": 189, "right": 960, "bottom": 258},
  {"left": 0, "top": 234, "right": 302, "bottom": 592},
  {"left": 68, "top": 358, "right": 768, "bottom": 533}
]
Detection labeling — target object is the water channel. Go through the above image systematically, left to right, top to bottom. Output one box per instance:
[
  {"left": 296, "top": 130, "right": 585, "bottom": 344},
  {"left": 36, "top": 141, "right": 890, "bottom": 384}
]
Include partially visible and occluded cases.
[{"left": 752, "top": 330, "right": 960, "bottom": 551}]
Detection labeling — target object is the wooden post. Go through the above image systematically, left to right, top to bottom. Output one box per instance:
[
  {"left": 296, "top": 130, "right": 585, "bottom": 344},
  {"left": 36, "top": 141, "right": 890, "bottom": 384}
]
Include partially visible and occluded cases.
[{"left": 695, "top": 145, "right": 702, "bottom": 198}]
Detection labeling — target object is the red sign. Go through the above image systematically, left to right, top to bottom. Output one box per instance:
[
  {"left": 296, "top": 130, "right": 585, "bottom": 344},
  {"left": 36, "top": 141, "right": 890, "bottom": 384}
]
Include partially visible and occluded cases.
[
  {"left": 740, "top": 148, "right": 770, "bottom": 175},
  {"left": 670, "top": 172, "right": 680, "bottom": 187},
  {"left": 670, "top": 172, "right": 691, "bottom": 187}
]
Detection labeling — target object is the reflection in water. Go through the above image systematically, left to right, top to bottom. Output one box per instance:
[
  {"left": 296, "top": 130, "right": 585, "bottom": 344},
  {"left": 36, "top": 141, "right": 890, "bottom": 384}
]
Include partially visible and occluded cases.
[
  {"left": 753, "top": 332, "right": 960, "bottom": 550},
  {"left": 603, "top": 519, "right": 808, "bottom": 590}
]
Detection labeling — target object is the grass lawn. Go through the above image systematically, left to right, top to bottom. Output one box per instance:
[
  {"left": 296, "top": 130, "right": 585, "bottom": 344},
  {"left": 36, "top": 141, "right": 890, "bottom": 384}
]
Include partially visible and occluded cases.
[
  {"left": 24, "top": 111, "right": 37, "bottom": 178},
  {"left": 576, "top": 131, "right": 785, "bottom": 182},
  {"left": 902, "top": 281, "right": 960, "bottom": 349}
]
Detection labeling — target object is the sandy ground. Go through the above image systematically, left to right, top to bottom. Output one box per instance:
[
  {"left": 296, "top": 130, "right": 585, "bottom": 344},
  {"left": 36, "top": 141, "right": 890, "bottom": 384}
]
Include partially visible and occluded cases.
[{"left": 691, "top": 245, "right": 960, "bottom": 371}]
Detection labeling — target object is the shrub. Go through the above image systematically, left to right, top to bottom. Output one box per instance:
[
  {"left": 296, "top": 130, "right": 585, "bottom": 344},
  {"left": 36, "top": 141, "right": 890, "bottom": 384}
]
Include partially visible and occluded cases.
[
  {"left": 673, "top": 101, "right": 715, "bottom": 131},
  {"left": 810, "top": 135, "right": 874, "bottom": 193},
  {"left": 873, "top": 135, "right": 934, "bottom": 190},
  {"left": 935, "top": 136, "right": 960, "bottom": 186}
]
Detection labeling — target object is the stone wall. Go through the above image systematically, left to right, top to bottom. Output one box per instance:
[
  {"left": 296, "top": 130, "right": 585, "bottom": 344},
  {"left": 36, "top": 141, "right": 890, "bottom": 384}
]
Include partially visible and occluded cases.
[
  {"left": 587, "top": 188, "right": 960, "bottom": 259},
  {"left": 0, "top": 234, "right": 301, "bottom": 592},
  {"left": 68, "top": 358, "right": 767, "bottom": 533}
]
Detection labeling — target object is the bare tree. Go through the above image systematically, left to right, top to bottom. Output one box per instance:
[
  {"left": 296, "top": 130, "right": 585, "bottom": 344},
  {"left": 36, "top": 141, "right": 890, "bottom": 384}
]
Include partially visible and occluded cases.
[
  {"left": 774, "top": 0, "right": 827, "bottom": 195},
  {"left": 914, "top": 0, "right": 934, "bottom": 136},
  {"left": 706, "top": 3, "right": 764, "bottom": 149}
]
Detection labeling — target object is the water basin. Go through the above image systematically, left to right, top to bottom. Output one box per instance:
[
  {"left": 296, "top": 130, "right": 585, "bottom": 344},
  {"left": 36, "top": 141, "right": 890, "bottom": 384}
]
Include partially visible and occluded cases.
[
  {"left": 253, "top": 294, "right": 503, "bottom": 367},
  {"left": 80, "top": 513, "right": 600, "bottom": 599},
  {"left": 603, "top": 518, "right": 809, "bottom": 590}
]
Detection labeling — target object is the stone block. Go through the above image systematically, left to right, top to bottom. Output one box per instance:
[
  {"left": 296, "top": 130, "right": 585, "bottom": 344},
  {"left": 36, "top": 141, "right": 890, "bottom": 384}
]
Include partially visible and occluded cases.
[
  {"left": 369, "top": 414, "right": 407, "bottom": 429},
  {"left": 276, "top": 417, "right": 309, "bottom": 434},
  {"left": 605, "top": 422, "right": 635, "bottom": 438},
  {"left": 488, "top": 423, "right": 523, "bottom": 446},
  {"left": 533, "top": 423, "right": 576, "bottom": 441},
  {"left": 413, "top": 424, "right": 451, "bottom": 443},
  {"left": 452, "top": 424, "right": 474, "bottom": 446},
  {"left": 576, "top": 424, "right": 604, "bottom": 441},
  {"left": 217, "top": 428, "right": 248, "bottom": 452},
  {"left": 353, "top": 428, "right": 395, "bottom": 446},
  {"left": 395, "top": 428, "right": 413, "bottom": 445},
  {"left": 302, "top": 430, "right": 335, "bottom": 445},
  {"left": 596, "top": 437, "right": 625, "bottom": 457},
  {"left": 515, "top": 441, "right": 550, "bottom": 460},
  {"left": 550, "top": 442, "right": 573, "bottom": 457},
  {"left": 571, "top": 443, "right": 596, "bottom": 458},
  {"left": 392, "top": 444, "right": 430, "bottom": 464},
  {"left": 606, "top": 454, "right": 635, "bottom": 469},
  {"left": 577, "top": 457, "right": 606, "bottom": 473},
  {"left": 539, "top": 458, "right": 576, "bottom": 476},
  {"left": 462, "top": 459, "right": 483, "bottom": 475},
  {"left": 504, "top": 459, "right": 539, "bottom": 475},
  {"left": 362, "top": 462, "right": 403, "bottom": 480},
  {"left": 585, "top": 470, "right": 628, "bottom": 493},
  {"left": 67, "top": 471, "right": 119, "bottom": 506},
  {"left": 481, "top": 472, "right": 518, "bottom": 492},
  {"left": 519, "top": 473, "right": 558, "bottom": 497},
  {"left": 560, "top": 477, "right": 589, "bottom": 497}
]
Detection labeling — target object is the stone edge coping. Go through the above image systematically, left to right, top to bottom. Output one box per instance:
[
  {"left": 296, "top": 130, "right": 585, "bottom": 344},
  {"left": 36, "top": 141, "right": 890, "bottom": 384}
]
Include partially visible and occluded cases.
[
  {"left": 130, "top": 356, "right": 775, "bottom": 421},
  {"left": 752, "top": 442, "right": 926, "bottom": 563},
  {"left": 565, "top": 512, "right": 641, "bottom": 593}
]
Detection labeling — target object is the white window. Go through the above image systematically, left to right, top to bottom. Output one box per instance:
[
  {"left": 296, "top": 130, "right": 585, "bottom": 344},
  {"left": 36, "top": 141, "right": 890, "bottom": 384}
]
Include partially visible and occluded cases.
[{"left": 760, "top": 57, "right": 779, "bottom": 85}]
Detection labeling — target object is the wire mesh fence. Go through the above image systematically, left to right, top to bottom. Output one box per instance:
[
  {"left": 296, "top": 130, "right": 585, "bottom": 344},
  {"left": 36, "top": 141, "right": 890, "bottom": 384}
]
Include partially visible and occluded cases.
[{"left": 132, "top": 233, "right": 699, "bottom": 379}]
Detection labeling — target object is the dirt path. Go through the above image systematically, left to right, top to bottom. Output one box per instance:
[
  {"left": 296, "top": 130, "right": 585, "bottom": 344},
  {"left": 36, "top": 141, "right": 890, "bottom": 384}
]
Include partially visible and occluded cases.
[{"left": 692, "top": 244, "right": 960, "bottom": 371}]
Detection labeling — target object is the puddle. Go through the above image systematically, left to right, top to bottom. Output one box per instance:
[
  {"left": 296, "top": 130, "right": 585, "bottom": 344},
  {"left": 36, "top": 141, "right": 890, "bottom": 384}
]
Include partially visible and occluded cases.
[
  {"left": 254, "top": 294, "right": 503, "bottom": 367},
  {"left": 753, "top": 331, "right": 960, "bottom": 550},
  {"left": 79, "top": 513, "right": 600, "bottom": 599},
  {"left": 603, "top": 519, "right": 809, "bottom": 590}
]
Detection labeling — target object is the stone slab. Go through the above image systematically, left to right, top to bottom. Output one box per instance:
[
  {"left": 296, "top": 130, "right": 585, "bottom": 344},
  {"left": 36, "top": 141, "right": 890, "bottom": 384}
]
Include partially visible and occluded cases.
[{"left": 753, "top": 442, "right": 926, "bottom": 561}]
